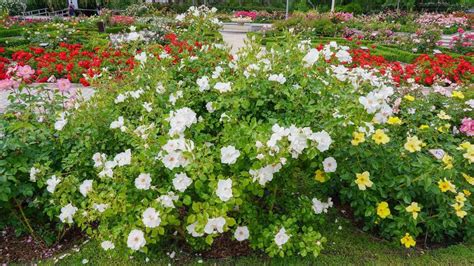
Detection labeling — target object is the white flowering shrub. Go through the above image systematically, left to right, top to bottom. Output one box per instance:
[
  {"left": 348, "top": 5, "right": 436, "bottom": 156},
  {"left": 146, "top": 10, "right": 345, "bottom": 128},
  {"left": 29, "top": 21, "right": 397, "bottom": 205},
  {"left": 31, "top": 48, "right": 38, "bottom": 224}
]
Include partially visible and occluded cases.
[
  {"left": 174, "top": 5, "right": 222, "bottom": 41},
  {"left": 36, "top": 32, "right": 373, "bottom": 257}
]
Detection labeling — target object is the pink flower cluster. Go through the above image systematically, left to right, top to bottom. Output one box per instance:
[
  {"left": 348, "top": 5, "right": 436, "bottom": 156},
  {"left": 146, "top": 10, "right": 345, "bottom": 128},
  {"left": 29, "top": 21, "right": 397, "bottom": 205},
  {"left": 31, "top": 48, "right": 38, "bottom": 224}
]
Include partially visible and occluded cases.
[
  {"left": 234, "top": 11, "right": 257, "bottom": 20},
  {"left": 333, "top": 12, "right": 353, "bottom": 22},
  {"left": 415, "top": 13, "right": 468, "bottom": 28},
  {"left": 450, "top": 31, "right": 474, "bottom": 48},
  {"left": 460, "top": 118, "right": 474, "bottom": 136}
]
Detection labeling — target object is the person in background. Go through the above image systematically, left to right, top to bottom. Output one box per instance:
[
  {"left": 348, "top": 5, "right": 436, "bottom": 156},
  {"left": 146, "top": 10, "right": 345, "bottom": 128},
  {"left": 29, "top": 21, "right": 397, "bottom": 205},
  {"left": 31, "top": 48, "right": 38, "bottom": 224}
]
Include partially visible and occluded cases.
[
  {"left": 68, "top": 2, "right": 75, "bottom": 17},
  {"left": 96, "top": 4, "right": 102, "bottom": 15}
]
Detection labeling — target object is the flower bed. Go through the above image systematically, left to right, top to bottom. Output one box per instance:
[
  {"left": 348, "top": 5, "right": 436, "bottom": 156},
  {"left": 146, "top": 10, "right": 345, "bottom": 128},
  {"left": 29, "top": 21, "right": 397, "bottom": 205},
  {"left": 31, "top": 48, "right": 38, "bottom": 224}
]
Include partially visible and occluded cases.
[{"left": 1, "top": 6, "right": 473, "bottom": 262}]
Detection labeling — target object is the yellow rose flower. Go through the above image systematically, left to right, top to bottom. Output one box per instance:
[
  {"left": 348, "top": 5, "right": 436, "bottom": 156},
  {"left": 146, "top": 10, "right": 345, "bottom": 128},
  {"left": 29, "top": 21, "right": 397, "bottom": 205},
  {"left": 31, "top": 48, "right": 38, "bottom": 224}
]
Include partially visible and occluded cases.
[
  {"left": 451, "top": 91, "right": 464, "bottom": 99},
  {"left": 404, "top": 94, "right": 415, "bottom": 102},
  {"left": 437, "top": 111, "right": 451, "bottom": 120},
  {"left": 387, "top": 116, "right": 402, "bottom": 125},
  {"left": 419, "top": 124, "right": 429, "bottom": 130},
  {"left": 372, "top": 129, "right": 390, "bottom": 145},
  {"left": 351, "top": 131, "right": 365, "bottom": 146},
  {"left": 404, "top": 136, "right": 424, "bottom": 153},
  {"left": 458, "top": 142, "right": 472, "bottom": 150},
  {"left": 462, "top": 146, "right": 474, "bottom": 163},
  {"left": 441, "top": 154, "right": 453, "bottom": 170},
  {"left": 315, "top": 170, "right": 326, "bottom": 183},
  {"left": 355, "top": 171, "right": 373, "bottom": 190},
  {"left": 462, "top": 173, "right": 474, "bottom": 185},
  {"left": 438, "top": 178, "right": 456, "bottom": 193},
  {"left": 463, "top": 190, "right": 471, "bottom": 197},
  {"left": 455, "top": 192, "right": 466, "bottom": 204},
  {"left": 377, "top": 201, "right": 390, "bottom": 219},
  {"left": 406, "top": 202, "right": 421, "bottom": 220},
  {"left": 451, "top": 202, "right": 467, "bottom": 218},
  {"left": 400, "top": 233, "right": 416, "bottom": 248}
]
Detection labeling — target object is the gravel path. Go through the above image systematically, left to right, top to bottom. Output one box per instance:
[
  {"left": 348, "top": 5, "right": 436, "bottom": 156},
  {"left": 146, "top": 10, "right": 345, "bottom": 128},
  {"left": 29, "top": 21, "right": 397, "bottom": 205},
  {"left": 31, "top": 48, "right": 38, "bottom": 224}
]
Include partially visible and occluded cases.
[{"left": 220, "top": 31, "right": 248, "bottom": 54}]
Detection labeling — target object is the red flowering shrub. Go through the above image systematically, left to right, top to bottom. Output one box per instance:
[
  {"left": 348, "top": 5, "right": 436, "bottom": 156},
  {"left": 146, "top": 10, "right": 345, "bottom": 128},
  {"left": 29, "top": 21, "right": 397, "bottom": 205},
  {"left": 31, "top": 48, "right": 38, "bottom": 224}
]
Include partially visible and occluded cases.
[
  {"left": 234, "top": 11, "right": 257, "bottom": 20},
  {"left": 0, "top": 33, "right": 206, "bottom": 87},
  {"left": 0, "top": 43, "right": 135, "bottom": 86},
  {"left": 345, "top": 48, "right": 473, "bottom": 86},
  {"left": 391, "top": 54, "right": 474, "bottom": 85}
]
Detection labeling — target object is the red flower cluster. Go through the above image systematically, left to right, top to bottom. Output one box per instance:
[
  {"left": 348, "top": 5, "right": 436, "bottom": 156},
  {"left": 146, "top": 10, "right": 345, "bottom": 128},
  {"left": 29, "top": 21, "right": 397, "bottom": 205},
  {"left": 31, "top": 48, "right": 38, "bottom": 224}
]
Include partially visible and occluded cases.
[
  {"left": 111, "top": 15, "right": 135, "bottom": 26},
  {"left": 160, "top": 33, "right": 202, "bottom": 63},
  {"left": 0, "top": 43, "right": 135, "bottom": 86},
  {"left": 346, "top": 48, "right": 473, "bottom": 85},
  {"left": 391, "top": 54, "right": 473, "bottom": 85}
]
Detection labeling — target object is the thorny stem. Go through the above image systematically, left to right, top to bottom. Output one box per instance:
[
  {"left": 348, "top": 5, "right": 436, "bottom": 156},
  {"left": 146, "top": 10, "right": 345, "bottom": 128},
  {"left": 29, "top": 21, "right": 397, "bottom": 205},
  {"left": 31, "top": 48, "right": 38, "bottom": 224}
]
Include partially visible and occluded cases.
[{"left": 14, "top": 199, "right": 46, "bottom": 247}]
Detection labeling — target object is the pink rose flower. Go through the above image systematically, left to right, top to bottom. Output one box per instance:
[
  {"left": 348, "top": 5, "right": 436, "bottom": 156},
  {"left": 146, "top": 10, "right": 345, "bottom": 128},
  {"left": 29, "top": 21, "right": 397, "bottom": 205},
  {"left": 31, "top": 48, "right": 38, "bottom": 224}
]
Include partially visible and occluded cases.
[
  {"left": 16, "top": 65, "right": 35, "bottom": 80},
  {"left": 57, "top": 78, "right": 72, "bottom": 93},
  {"left": 460, "top": 117, "right": 474, "bottom": 136}
]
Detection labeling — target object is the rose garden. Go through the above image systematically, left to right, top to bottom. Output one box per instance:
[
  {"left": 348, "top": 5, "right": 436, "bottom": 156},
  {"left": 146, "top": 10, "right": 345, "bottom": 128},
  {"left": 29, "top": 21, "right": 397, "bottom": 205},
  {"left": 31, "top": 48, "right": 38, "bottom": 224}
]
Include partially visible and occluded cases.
[{"left": 0, "top": 0, "right": 473, "bottom": 265}]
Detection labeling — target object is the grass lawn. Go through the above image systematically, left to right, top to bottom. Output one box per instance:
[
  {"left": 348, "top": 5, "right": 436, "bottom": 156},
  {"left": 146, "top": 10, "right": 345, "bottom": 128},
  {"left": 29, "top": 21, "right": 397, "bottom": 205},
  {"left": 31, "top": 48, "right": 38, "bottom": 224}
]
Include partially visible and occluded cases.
[{"left": 38, "top": 212, "right": 474, "bottom": 266}]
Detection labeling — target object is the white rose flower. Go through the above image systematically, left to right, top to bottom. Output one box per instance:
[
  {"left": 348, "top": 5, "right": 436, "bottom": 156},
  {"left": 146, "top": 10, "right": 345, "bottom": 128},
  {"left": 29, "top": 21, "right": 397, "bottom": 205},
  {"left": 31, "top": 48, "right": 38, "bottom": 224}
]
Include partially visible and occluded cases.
[
  {"left": 302, "top": 48, "right": 320, "bottom": 67},
  {"left": 335, "top": 49, "right": 352, "bottom": 63},
  {"left": 134, "top": 52, "right": 147, "bottom": 64},
  {"left": 268, "top": 73, "right": 286, "bottom": 84},
  {"left": 197, "top": 76, "right": 210, "bottom": 91},
  {"left": 214, "top": 82, "right": 232, "bottom": 93},
  {"left": 114, "top": 93, "right": 127, "bottom": 103},
  {"left": 143, "top": 102, "right": 153, "bottom": 112},
  {"left": 206, "top": 102, "right": 215, "bottom": 113},
  {"left": 168, "top": 107, "right": 197, "bottom": 136},
  {"left": 54, "top": 112, "right": 68, "bottom": 131},
  {"left": 110, "top": 116, "right": 126, "bottom": 132},
  {"left": 312, "top": 130, "right": 332, "bottom": 152},
  {"left": 220, "top": 146, "right": 240, "bottom": 165},
  {"left": 114, "top": 149, "right": 132, "bottom": 166},
  {"left": 92, "top": 152, "right": 107, "bottom": 168},
  {"left": 322, "top": 157, "right": 337, "bottom": 173},
  {"left": 30, "top": 167, "right": 39, "bottom": 182},
  {"left": 135, "top": 173, "right": 152, "bottom": 190},
  {"left": 172, "top": 173, "right": 192, "bottom": 192},
  {"left": 46, "top": 175, "right": 61, "bottom": 193},
  {"left": 79, "top": 179, "right": 93, "bottom": 197},
  {"left": 216, "top": 179, "right": 233, "bottom": 202},
  {"left": 157, "top": 192, "right": 179, "bottom": 208},
  {"left": 312, "top": 197, "right": 333, "bottom": 214},
  {"left": 59, "top": 203, "right": 77, "bottom": 224},
  {"left": 93, "top": 203, "right": 109, "bottom": 213},
  {"left": 142, "top": 207, "right": 161, "bottom": 228},
  {"left": 204, "top": 217, "right": 226, "bottom": 234},
  {"left": 186, "top": 222, "right": 204, "bottom": 237},
  {"left": 234, "top": 226, "right": 249, "bottom": 241},
  {"left": 274, "top": 227, "right": 290, "bottom": 248},
  {"left": 127, "top": 229, "right": 146, "bottom": 251},
  {"left": 101, "top": 241, "right": 115, "bottom": 251}
]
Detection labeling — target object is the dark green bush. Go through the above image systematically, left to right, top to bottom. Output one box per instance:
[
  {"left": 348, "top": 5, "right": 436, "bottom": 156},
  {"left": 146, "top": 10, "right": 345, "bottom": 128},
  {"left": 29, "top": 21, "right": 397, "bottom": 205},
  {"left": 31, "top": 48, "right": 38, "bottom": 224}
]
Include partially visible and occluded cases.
[{"left": 0, "top": 28, "right": 22, "bottom": 38}]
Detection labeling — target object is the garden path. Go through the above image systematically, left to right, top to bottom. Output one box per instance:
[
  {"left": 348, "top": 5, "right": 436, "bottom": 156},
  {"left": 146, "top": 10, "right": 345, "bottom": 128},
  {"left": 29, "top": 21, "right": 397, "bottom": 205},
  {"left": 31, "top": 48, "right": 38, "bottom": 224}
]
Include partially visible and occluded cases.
[{"left": 438, "top": 31, "right": 473, "bottom": 47}]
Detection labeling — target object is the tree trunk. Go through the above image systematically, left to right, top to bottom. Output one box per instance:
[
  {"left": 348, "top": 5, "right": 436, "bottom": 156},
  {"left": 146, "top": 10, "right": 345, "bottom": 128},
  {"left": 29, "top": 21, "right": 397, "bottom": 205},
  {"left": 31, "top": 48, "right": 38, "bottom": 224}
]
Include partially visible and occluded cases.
[{"left": 331, "top": 0, "right": 335, "bottom": 12}]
